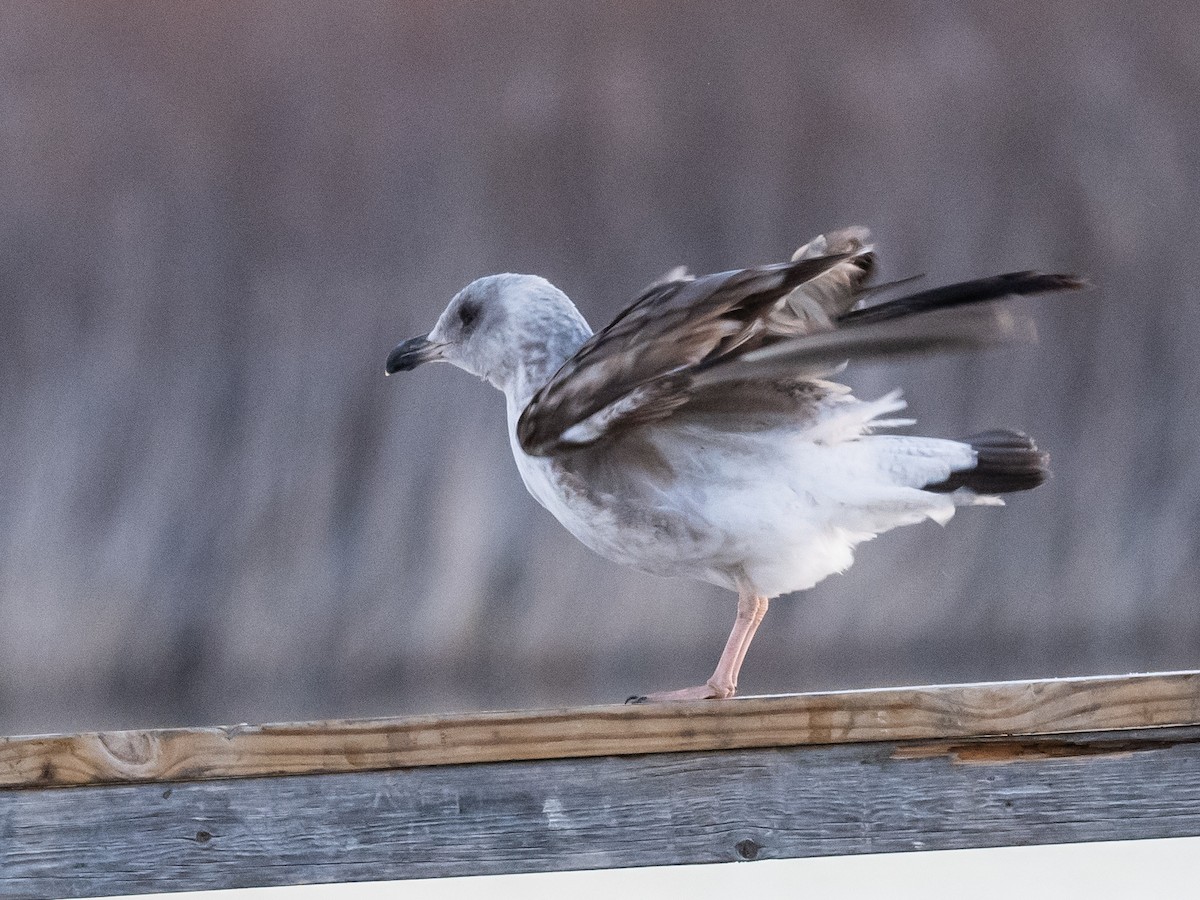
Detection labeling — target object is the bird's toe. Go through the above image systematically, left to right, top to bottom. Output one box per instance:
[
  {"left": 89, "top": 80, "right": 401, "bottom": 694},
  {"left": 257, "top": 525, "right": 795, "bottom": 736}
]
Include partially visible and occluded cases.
[{"left": 630, "top": 683, "right": 734, "bottom": 702}]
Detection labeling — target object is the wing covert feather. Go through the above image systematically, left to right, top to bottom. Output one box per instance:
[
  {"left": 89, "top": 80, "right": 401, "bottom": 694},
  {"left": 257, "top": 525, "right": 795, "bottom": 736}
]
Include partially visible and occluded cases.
[{"left": 517, "top": 250, "right": 858, "bottom": 455}]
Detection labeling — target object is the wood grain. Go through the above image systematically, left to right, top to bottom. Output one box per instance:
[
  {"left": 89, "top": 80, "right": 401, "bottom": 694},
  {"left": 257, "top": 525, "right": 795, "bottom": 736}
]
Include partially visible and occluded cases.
[
  {"left": 2, "top": 671, "right": 1198, "bottom": 790},
  {"left": 4, "top": 726, "right": 1200, "bottom": 898}
]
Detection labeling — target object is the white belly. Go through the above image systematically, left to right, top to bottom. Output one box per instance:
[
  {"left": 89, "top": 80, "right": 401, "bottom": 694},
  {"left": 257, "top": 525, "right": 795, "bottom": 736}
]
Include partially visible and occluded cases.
[{"left": 505, "top": 399, "right": 987, "bottom": 599}]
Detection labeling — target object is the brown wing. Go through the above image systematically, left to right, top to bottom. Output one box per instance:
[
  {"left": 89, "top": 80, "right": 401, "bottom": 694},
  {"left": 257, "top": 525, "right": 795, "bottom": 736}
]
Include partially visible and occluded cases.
[
  {"left": 517, "top": 230, "right": 1083, "bottom": 457},
  {"left": 516, "top": 246, "right": 866, "bottom": 456}
]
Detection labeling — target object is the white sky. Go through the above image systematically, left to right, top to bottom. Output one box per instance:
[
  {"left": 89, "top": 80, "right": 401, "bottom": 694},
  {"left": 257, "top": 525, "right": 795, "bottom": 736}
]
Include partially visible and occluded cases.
[{"left": 96, "top": 836, "right": 1200, "bottom": 900}]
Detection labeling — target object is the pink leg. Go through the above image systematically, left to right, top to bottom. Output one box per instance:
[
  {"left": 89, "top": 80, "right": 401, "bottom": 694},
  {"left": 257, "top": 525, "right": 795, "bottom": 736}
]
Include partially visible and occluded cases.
[{"left": 630, "top": 591, "right": 770, "bottom": 703}]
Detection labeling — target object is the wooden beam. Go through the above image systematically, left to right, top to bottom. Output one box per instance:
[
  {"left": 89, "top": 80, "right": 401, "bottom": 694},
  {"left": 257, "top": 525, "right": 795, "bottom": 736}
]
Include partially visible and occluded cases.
[
  {"left": 2, "top": 670, "right": 1198, "bottom": 790},
  {"left": 5, "top": 672, "right": 1200, "bottom": 898},
  {"left": 4, "top": 726, "right": 1200, "bottom": 898}
]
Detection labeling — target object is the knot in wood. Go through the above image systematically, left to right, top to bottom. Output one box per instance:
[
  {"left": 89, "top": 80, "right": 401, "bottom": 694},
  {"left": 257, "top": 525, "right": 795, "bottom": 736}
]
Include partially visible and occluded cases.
[
  {"left": 96, "top": 731, "right": 160, "bottom": 771},
  {"left": 735, "top": 838, "right": 761, "bottom": 860}
]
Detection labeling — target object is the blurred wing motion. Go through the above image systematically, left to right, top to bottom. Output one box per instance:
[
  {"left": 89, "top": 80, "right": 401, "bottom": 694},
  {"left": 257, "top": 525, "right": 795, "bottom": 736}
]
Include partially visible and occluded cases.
[{"left": 516, "top": 228, "right": 1084, "bottom": 456}]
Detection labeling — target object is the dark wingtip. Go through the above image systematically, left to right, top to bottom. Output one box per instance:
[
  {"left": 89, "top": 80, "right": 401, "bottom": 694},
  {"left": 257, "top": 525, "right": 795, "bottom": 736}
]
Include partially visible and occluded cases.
[
  {"left": 838, "top": 270, "right": 1089, "bottom": 328},
  {"left": 973, "top": 271, "right": 1089, "bottom": 298},
  {"left": 1013, "top": 272, "right": 1089, "bottom": 293},
  {"left": 1056, "top": 273, "right": 1089, "bottom": 291}
]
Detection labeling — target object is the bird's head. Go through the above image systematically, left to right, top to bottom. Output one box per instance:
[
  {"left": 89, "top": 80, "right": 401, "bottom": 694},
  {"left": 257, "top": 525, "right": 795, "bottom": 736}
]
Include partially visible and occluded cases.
[{"left": 385, "top": 273, "right": 591, "bottom": 394}]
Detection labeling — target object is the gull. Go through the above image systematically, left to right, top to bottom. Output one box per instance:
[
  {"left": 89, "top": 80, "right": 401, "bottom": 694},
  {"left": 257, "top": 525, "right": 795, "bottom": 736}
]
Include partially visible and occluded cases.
[{"left": 386, "top": 228, "right": 1082, "bottom": 702}]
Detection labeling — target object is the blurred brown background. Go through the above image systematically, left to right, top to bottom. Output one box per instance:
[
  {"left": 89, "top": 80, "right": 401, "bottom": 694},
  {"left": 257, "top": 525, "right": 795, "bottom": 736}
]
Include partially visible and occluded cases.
[{"left": 2, "top": 1, "right": 1197, "bottom": 734}]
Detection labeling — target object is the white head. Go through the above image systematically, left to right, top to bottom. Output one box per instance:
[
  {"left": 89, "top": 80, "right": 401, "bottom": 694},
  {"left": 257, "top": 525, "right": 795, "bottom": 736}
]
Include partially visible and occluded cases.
[{"left": 385, "top": 274, "right": 592, "bottom": 397}]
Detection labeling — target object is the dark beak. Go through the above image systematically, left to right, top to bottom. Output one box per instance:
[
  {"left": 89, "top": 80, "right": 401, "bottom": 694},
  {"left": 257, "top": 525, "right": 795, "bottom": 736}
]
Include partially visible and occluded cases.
[{"left": 385, "top": 335, "right": 443, "bottom": 375}]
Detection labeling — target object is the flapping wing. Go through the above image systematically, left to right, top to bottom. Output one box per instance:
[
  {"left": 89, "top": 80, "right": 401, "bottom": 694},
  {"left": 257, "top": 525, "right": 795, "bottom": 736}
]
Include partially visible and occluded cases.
[
  {"left": 516, "top": 229, "right": 1083, "bottom": 457},
  {"left": 516, "top": 238, "right": 870, "bottom": 455}
]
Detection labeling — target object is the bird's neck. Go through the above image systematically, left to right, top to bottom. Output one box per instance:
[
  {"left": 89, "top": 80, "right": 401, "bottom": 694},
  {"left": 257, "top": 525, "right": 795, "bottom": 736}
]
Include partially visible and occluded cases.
[
  {"left": 492, "top": 317, "right": 592, "bottom": 411},
  {"left": 501, "top": 335, "right": 589, "bottom": 412}
]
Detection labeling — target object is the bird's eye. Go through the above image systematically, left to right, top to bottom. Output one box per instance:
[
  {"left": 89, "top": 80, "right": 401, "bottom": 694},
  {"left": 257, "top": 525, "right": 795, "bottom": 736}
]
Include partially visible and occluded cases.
[{"left": 458, "top": 301, "right": 480, "bottom": 331}]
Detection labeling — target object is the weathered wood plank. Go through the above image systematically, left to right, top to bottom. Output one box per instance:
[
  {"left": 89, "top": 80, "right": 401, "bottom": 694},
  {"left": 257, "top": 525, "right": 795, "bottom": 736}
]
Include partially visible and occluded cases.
[
  {"left": 2, "top": 671, "right": 1198, "bottom": 790},
  {"left": 3, "top": 726, "right": 1200, "bottom": 899}
]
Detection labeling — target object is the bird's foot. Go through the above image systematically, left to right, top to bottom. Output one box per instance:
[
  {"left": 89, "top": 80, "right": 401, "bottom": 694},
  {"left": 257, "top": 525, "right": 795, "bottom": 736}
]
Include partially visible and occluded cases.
[{"left": 625, "top": 681, "right": 735, "bottom": 704}]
